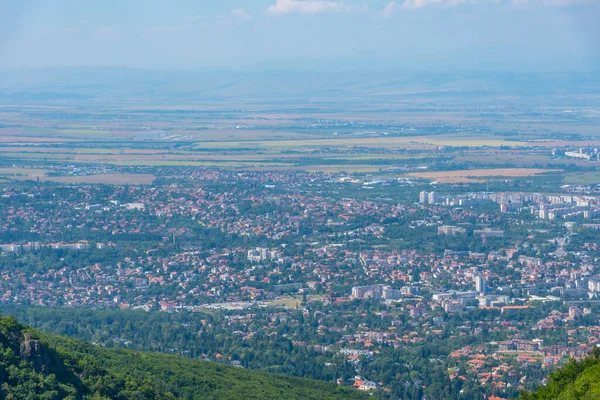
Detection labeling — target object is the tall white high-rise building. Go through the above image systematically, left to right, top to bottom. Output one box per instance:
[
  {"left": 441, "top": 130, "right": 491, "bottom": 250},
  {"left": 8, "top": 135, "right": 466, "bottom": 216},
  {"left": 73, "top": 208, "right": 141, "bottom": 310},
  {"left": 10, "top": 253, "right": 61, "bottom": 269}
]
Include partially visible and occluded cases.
[
  {"left": 419, "top": 191, "right": 428, "bottom": 203},
  {"left": 428, "top": 192, "right": 437, "bottom": 204},
  {"left": 474, "top": 275, "right": 486, "bottom": 294}
]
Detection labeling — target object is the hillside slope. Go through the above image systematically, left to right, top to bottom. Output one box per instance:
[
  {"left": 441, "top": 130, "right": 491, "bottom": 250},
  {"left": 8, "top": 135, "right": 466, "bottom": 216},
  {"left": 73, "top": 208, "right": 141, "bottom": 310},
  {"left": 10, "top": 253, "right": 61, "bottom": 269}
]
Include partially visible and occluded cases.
[
  {"left": 0, "top": 315, "right": 365, "bottom": 400},
  {"left": 520, "top": 349, "right": 600, "bottom": 400}
]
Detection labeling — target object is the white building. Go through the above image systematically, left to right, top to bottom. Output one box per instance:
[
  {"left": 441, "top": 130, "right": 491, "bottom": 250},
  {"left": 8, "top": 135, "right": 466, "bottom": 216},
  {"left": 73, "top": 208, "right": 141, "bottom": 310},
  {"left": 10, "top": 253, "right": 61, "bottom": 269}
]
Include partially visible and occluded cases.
[
  {"left": 428, "top": 191, "right": 437, "bottom": 204},
  {"left": 247, "top": 247, "right": 268, "bottom": 263},
  {"left": 475, "top": 276, "right": 486, "bottom": 294},
  {"left": 588, "top": 278, "right": 600, "bottom": 293}
]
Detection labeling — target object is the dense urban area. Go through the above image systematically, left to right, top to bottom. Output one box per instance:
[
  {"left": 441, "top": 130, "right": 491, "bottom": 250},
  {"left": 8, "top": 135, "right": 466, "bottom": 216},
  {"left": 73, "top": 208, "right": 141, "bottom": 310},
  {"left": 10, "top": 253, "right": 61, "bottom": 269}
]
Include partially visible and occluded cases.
[{"left": 0, "top": 152, "right": 600, "bottom": 398}]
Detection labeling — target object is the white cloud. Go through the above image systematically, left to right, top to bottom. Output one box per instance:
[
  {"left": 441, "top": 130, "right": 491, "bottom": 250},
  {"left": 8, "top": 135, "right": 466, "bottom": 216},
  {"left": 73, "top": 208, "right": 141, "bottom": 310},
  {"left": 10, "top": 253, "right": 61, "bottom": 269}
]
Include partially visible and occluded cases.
[
  {"left": 267, "top": 0, "right": 367, "bottom": 15},
  {"left": 380, "top": 0, "right": 593, "bottom": 12},
  {"left": 380, "top": 0, "right": 488, "bottom": 13},
  {"left": 400, "top": 0, "right": 485, "bottom": 9},
  {"left": 512, "top": 0, "right": 596, "bottom": 5},
  {"left": 380, "top": 1, "right": 399, "bottom": 16},
  {"left": 232, "top": 8, "right": 253, "bottom": 20}
]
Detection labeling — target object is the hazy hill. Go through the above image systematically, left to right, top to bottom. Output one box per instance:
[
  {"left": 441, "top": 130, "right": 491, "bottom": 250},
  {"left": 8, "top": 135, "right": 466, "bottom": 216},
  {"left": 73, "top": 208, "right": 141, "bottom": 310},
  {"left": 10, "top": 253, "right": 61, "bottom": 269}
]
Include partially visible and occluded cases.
[
  {"left": 0, "top": 67, "right": 598, "bottom": 103},
  {"left": 0, "top": 315, "right": 365, "bottom": 400}
]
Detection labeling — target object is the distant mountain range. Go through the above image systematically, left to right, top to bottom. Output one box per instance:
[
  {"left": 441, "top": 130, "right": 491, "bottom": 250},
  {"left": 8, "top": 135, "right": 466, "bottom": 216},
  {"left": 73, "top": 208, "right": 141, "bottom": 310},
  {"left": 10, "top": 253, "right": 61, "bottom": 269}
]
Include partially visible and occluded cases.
[{"left": 0, "top": 67, "right": 598, "bottom": 103}]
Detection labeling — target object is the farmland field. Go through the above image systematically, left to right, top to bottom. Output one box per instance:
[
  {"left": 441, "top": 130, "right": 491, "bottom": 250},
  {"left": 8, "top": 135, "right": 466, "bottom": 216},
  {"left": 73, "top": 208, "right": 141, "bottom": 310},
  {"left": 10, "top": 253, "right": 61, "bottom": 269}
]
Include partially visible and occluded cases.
[
  {"left": 0, "top": 86, "right": 598, "bottom": 180},
  {"left": 191, "top": 136, "right": 529, "bottom": 150},
  {"left": 292, "top": 165, "right": 386, "bottom": 173},
  {"left": 0, "top": 167, "right": 155, "bottom": 185},
  {"left": 0, "top": 167, "right": 50, "bottom": 179},
  {"left": 406, "top": 168, "right": 558, "bottom": 183},
  {"left": 564, "top": 172, "right": 600, "bottom": 185},
  {"left": 44, "top": 173, "right": 156, "bottom": 185}
]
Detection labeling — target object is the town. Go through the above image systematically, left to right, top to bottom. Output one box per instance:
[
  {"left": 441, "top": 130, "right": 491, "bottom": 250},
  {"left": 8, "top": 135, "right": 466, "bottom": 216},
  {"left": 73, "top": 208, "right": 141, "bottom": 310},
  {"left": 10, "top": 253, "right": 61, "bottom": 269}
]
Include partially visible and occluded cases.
[{"left": 1, "top": 165, "right": 599, "bottom": 399}]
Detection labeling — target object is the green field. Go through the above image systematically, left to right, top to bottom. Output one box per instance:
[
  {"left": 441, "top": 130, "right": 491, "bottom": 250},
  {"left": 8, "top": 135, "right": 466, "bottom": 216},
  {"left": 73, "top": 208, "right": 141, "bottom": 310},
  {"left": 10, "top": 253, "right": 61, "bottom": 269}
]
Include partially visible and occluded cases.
[
  {"left": 1, "top": 120, "right": 598, "bottom": 175},
  {"left": 192, "top": 136, "right": 528, "bottom": 150},
  {"left": 564, "top": 172, "right": 600, "bottom": 185}
]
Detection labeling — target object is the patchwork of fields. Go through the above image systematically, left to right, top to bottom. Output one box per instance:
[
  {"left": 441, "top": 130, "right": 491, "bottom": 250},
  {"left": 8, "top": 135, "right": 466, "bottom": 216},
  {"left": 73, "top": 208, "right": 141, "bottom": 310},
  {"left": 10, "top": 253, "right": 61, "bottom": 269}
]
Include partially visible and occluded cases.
[
  {"left": 0, "top": 101, "right": 598, "bottom": 185},
  {"left": 407, "top": 168, "right": 558, "bottom": 183}
]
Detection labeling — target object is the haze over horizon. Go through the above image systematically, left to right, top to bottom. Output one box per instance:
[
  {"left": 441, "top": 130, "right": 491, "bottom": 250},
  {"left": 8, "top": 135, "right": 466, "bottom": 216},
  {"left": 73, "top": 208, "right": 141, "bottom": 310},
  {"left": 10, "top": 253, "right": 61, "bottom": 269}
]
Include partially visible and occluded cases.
[{"left": 1, "top": 0, "right": 599, "bottom": 73}]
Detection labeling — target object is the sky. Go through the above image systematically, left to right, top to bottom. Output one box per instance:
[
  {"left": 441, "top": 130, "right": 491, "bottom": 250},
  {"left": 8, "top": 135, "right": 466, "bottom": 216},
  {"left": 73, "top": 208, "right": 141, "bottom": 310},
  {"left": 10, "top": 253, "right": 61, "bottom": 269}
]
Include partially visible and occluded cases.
[{"left": 0, "top": 0, "right": 599, "bottom": 72}]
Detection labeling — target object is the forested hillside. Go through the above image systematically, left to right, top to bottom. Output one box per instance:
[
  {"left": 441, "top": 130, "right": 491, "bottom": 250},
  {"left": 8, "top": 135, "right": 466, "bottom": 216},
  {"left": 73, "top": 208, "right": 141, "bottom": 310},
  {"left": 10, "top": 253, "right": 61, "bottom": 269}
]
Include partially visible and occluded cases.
[
  {"left": 0, "top": 315, "right": 365, "bottom": 399},
  {"left": 520, "top": 349, "right": 600, "bottom": 400}
]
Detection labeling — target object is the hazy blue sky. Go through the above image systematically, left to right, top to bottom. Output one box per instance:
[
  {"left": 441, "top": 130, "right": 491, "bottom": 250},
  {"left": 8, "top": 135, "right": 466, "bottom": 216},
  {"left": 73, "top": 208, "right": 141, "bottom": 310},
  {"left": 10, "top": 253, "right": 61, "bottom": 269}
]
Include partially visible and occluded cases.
[{"left": 0, "top": 0, "right": 599, "bottom": 72}]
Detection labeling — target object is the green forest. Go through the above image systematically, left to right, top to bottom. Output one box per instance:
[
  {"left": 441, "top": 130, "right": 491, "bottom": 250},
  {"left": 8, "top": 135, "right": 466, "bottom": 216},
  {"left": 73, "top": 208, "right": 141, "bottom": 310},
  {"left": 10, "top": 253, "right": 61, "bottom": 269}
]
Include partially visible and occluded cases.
[
  {"left": 0, "top": 315, "right": 365, "bottom": 400},
  {"left": 520, "top": 348, "right": 600, "bottom": 400}
]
